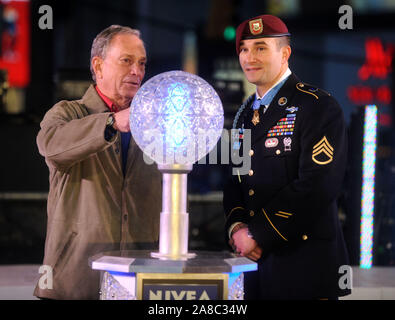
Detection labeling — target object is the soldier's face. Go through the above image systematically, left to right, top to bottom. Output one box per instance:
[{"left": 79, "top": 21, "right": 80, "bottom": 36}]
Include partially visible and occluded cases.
[
  {"left": 94, "top": 34, "right": 146, "bottom": 105},
  {"left": 239, "top": 38, "right": 289, "bottom": 90}
]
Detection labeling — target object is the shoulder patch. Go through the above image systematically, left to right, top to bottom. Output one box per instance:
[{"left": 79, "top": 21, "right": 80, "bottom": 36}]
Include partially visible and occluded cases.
[
  {"left": 296, "top": 82, "right": 331, "bottom": 100},
  {"left": 312, "top": 136, "right": 334, "bottom": 165}
]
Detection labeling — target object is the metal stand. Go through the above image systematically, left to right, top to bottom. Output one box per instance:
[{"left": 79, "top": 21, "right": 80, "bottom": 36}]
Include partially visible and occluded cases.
[{"left": 151, "top": 164, "right": 195, "bottom": 260}]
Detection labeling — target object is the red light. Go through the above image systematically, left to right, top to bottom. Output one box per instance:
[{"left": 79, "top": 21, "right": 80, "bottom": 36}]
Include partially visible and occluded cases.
[
  {"left": 0, "top": 1, "right": 30, "bottom": 87},
  {"left": 358, "top": 38, "right": 394, "bottom": 81},
  {"left": 347, "top": 85, "right": 391, "bottom": 105},
  {"left": 347, "top": 85, "right": 373, "bottom": 104},
  {"left": 376, "top": 85, "right": 391, "bottom": 105},
  {"left": 379, "top": 113, "right": 392, "bottom": 127}
]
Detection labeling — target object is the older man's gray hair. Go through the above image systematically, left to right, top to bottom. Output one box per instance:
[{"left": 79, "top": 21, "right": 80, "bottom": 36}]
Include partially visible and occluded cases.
[{"left": 90, "top": 25, "right": 143, "bottom": 82}]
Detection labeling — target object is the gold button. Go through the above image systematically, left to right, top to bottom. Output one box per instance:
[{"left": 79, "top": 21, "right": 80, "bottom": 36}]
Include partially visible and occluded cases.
[
  {"left": 249, "top": 149, "right": 254, "bottom": 156},
  {"left": 276, "top": 149, "right": 281, "bottom": 155},
  {"left": 248, "top": 170, "right": 254, "bottom": 176},
  {"left": 249, "top": 189, "right": 254, "bottom": 196},
  {"left": 249, "top": 210, "right": 255, "bottom": 216},
  {"left": 302, "top": 234, "right": 308, "bottom": 241}
]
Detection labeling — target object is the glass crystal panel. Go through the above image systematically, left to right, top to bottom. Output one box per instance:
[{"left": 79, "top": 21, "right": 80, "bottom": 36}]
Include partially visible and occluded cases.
[
  {"left": 99, "top": 271, "right": 136, "bottom": 300},
  {"left": 228, "top": 272, "right": 244, "bottom": 300}
]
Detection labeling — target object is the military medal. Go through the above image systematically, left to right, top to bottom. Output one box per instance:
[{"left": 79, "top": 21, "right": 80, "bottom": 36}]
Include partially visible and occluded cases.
[
  {"left": 278, "top": 97, "right": 287, "bottom": 106},
  {"left": 251, "top": 98, "right": 262, "bottom": 126},
  {"left": 286, "top": 106, "right": 298, "bottom": 113},
  {"left": 251, "top": 109, "right": 260, "bottom": 126},
  {"left": 233, "top": 126, "right": 244, "bottom": 150},
  {"left": 283, "top": 137, "right": 292, "bottom": 151},
  {"left": 265, "top": 138, "right": 278, "bottom": 148}
]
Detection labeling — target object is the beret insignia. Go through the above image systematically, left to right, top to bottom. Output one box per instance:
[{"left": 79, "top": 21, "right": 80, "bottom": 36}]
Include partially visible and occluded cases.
[{"left": 249, "top": 18, "right": 263, "bottom": 35}]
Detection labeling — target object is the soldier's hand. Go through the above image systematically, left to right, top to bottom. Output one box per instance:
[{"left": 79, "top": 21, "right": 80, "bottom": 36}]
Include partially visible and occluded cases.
[
  {"left": 113, "top": 108, "right": 130, "bottom": 132},
  {"left": 232, "top": 228, "right": 258, "bottom": 257},
  {"left": 245, "top": 245, "right": 262, "bottom": 261}
]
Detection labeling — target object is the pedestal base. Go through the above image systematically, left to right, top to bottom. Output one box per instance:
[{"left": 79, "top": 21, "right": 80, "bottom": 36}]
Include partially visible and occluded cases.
[
  {"left": 90, "top": 250, "right": 257, "bottom": 300},
  {"left": 150, "top": 251, "right": 196, "bottom": 260}
]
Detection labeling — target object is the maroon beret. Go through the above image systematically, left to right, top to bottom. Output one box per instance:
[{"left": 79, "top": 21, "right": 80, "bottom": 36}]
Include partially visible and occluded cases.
[{"left": 235, "top": 14, "right": 291, "bottom": 54}]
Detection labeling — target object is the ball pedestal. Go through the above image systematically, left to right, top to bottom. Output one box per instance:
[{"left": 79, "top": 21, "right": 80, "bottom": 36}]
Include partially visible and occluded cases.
[
  {"left": 89, "top": 71, "right": 257, "bottom": 300},
  {"left": 89, "top": 164, "right": 257, "bottom": 300},
  {"left": 90, "top": 250, "right": 257, "bottom": 300}
]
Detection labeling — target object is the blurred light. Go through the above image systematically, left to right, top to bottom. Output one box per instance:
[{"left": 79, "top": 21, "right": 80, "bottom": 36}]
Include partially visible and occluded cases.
[
  {"left": 223, "top": 26, "right": 236, "bottom": 41},
  {"left": 182, "top": 31, "right": 197, "bottom": 74},
  {"left": 358, "top": 38, "right": 394, "bottom": 81},
  {"left": 347, "top": 85, "right": 391, "bottom": 105},
  {"left": 347, "top": 85, "right": 373, "bottom": 104},
  {"left": 376, "top": 85, "right": 391, "bottom": 105},
  {"left": 360, "top": 104, "right": 377, "bottom": 269},
  {"left": 378, "top": 113, "right": 392, "bottom": 127}
]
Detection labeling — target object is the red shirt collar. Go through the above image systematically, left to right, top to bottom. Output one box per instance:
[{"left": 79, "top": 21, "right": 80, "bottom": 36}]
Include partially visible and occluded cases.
[{"left": 95, "top": 85, "right": 118, "bottom": 113}]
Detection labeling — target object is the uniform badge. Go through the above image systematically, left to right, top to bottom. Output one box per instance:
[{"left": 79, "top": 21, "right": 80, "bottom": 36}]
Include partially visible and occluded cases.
[
  {"left": 249, "top": 18, "right": 263, "bottom": 35},
  {"left": 278, "top": 97, "right": 287, "bottom": 106},
  {"left": 286, "top": 106, "right": 298, "bottom": 113},
  {"left": 251, "top": 110, "right": 260, "bottom": 126},
  {"left": 232, "top": 127, "right": 244, "bottom": 150},
  {"left": 312, "top": 136, "right": 334, "bottom": 165},
  {"left": 283, "top": 137, "right": 292, "bottom": 151},
  {"left": 265, "top": 138, "right": 278, "bottom": 148}
]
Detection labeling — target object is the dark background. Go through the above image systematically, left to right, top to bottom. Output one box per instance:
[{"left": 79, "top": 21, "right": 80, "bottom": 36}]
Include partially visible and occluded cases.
[{"left": 0, "top": 0, "right": 394, "bottom": 267}]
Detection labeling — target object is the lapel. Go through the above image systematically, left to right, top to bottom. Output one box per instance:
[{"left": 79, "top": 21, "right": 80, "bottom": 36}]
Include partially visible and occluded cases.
[
  {"left": 251, "top": 73, "right": 300, "bottom": 144},
  {"left": 81, "top": 84, "right": 110, "bottom": 114},
  {"left": 125, "top": 135, "right": 140, "bottom": 176}
]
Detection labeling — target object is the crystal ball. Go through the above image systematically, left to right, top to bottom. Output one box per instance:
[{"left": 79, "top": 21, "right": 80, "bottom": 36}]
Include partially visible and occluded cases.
[{"left": 130, "top": 70, "right": 224, "bottom": 165}]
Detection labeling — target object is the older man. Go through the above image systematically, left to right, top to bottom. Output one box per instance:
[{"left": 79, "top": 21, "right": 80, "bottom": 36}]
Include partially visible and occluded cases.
[
  {"left": 224, "top": 15, "right": 351, "bottom": 299},
  {"left": 34, "top": 25, "right": 161, "bottom": 299}
]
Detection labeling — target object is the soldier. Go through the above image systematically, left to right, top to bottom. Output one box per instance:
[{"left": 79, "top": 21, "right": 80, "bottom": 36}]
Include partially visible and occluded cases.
[{"left": 223, "top": 15, "right": 351, "bottom": 299}]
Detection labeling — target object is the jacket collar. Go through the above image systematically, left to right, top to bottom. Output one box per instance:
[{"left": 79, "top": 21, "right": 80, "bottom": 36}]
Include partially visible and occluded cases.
[
  {"left": 255, "top": 67, "right": 292, "bottom": 100},
  {"left": 250, "top": 73, "right": 300, "bottom": 144},
  {"left": 81, "top": 84, "right": 110, "bottom": 114}
]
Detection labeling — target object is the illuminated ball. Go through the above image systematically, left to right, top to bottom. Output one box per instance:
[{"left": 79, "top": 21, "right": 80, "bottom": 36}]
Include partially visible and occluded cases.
[{"left": 130, "top": 70, "right": 224, "bottom": 165}]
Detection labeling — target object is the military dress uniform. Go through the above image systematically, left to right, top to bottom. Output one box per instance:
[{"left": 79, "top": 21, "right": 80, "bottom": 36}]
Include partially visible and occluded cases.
[{"left": 224, "top": 72, "right": 351, "bottom": 299}]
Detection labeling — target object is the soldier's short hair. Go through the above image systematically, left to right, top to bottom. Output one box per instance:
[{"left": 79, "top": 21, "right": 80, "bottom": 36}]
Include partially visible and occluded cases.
[
  {"left": 90, "top": 25, "right": 143, "bottom": 82},
  {"left": 277, "top": 36, "right": 291, "bottom": 50}
]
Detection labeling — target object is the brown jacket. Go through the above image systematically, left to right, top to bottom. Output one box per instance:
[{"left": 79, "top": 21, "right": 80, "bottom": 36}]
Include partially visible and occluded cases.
[{"left": 34, "top": 85, "right": 162, "bottom": 299}]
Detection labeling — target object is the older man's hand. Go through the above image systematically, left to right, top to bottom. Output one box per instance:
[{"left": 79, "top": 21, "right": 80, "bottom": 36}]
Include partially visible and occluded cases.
[{"left": 113, "top": 107, "right": 131, "bottom": 132}]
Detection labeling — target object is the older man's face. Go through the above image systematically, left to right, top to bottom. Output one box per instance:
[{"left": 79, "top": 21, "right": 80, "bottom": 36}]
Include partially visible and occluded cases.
[{"left": 96, "top": 33, "right": 146, "bottom": 107}]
